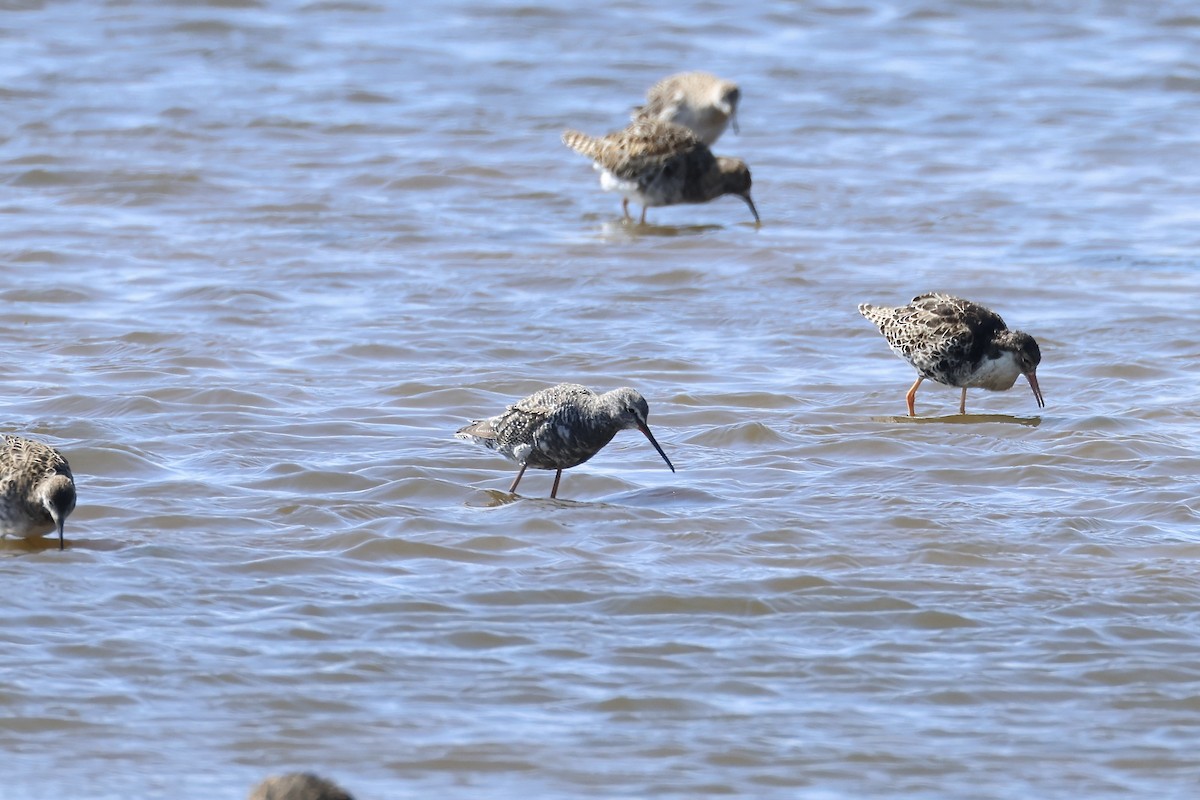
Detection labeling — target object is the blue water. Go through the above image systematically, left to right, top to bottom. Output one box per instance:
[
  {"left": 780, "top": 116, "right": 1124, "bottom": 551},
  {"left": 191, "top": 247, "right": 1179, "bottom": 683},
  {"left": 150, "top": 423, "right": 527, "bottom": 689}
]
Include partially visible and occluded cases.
[{"left": 3, "top": 1, "right": 1200, "bottom": 798}]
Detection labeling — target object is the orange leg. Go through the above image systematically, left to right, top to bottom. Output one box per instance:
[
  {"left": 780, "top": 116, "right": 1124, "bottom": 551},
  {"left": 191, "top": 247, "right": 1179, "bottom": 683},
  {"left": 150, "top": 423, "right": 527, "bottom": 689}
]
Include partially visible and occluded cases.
[
  {"left": 905, "top": 376, "right": 924, "bottom": 417},
  {"left": 959, "top": 387, "right": 968, "bottom": 415},
  {"left": 508, "top": 463, "right": 527, "bottom": 494},
  {"left": 550, "top": 469, "right": 563, "bottom": 499}
]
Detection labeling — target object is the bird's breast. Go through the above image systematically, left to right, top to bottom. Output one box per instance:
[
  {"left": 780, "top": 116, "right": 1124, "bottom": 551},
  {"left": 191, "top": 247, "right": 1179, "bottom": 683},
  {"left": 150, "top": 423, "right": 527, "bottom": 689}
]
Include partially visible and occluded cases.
[
  {"left": 965, "top": 351, "right": 1023, "bottom": 390},
  {"left": 0, "top": 500, "right": 54, "bottom": 537}
]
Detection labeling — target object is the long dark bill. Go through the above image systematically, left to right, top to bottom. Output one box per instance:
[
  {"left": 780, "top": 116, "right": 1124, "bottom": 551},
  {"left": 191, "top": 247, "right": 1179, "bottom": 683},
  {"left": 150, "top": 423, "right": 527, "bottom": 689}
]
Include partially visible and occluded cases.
[
  {"left": 741, "top": 193, "right": 760, "bottom": 225},
  {"left": 1026, "top": 371, "right": 1045, "bottom": 409},
  {"left": 638, "top": 424, "right": 676, "bottom": 473}
]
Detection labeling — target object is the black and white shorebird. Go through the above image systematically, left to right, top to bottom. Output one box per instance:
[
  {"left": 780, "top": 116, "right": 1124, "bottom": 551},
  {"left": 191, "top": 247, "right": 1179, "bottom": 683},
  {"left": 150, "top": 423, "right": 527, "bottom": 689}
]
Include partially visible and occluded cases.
[
  {"left": 633, "top": 71, "right": 741, "bottom": 146},
  {"left": 562, "top": 119, "right": 759, "bottom": 225},
  {"left": 859, "top": 293, "right": 1045, "bottom": 417},
  {"left": 456, "top": 383, "right": 675, "bottom": 498},
  {"left": 0, "top": 434, "right": 76, "bottom": 550}
]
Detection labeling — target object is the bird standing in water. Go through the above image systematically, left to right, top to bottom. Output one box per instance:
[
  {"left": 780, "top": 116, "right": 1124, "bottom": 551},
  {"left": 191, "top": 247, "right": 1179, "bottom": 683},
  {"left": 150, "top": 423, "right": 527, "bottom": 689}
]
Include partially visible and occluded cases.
[
  {"left": 633, "top": 71, "right": 741, "bottom": 146},
  {"left": 562, "top": 119, "right": 759, "bottom": 225},
  {"left": 859, "top": 293, "right": 1045, "bottom": 416},
  {"left": 456, "top": 383, "right": 675, "bottom": 498},
  {"left": 0, "top": 434, "right": 77, "bottom": 550}
]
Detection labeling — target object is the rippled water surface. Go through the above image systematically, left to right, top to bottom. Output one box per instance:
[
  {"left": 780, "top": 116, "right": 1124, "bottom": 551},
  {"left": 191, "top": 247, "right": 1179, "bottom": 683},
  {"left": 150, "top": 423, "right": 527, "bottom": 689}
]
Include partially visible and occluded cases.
[{"left": 4, "top": 1, "right": 1200, "bottom": 798}]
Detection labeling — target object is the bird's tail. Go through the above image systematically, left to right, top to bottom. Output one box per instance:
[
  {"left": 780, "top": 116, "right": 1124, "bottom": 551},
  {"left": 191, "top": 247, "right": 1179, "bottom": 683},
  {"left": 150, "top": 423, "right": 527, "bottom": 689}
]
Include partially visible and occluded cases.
[
  {"left": 561, "top": 129, "right": 604, "bottom": 160},
  {"left": 858, "top": 303, "right": 891, "bottom": 330},
  {"left": 455, "top": 419, "right": 497, "bottom": 443}
]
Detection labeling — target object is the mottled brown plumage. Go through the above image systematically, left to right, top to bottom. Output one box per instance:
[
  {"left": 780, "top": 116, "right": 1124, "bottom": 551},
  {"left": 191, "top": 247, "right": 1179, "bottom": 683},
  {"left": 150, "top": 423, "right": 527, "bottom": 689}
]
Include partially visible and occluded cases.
[
  {"left": 633, "top": 71, "right": 741, "bottom": 145},
  {"left": 562, "top": 120, "right": 759, "bottom": 225},
  {"left": 859, "top": 293, "right": 1045, "bottom": 416},
  {"left": 456, "top": 383, "right": 675, "bottom": 498},
  {"left": 0, "top": 434, "right": 76, "bottom": 550},
  {"left": 248, "top": 774, "right": 354, "bottom": 800}
]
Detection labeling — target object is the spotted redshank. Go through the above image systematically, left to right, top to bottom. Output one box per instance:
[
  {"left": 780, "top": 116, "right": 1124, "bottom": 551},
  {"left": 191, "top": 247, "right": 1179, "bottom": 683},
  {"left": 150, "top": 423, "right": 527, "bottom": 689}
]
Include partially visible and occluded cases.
[
  {"left": 633, "top": 71, "right": 741, "bottom": 146},
  {"left": 562, "top": 119, "right": 759, "bottom": 225},
  {"left": 859, "top": 293, "right": 1045, "bottom": 416},
  {"left": 456, "top": 383, "right": 675, "bottom": 498},
  {"left": 0, "top": 434, "right": 76, "bottom": 550},
  {"left": 248, "top": 773, "right": 354, "bottom": 800}
]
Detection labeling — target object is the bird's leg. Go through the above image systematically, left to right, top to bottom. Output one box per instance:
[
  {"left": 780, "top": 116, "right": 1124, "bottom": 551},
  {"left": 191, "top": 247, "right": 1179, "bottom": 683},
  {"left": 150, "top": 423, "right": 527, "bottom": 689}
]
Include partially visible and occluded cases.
[
  {"left": 622, "top": 198, "right": 631, "bottom": 220},
  {"left": 639, "top": 206, "right": 647, "bottom": 225},
  {"left": 905, "top": 376, "right": 924, "bottom": 417},
  {"left": 959, "top": 387, "right": 968, "bottom": 415},
  {"left": 508, "top": 463, "right": 527, "bottom": 494},
  {"left": 550, "top": 469, "right": 563, "bottom": 499}
]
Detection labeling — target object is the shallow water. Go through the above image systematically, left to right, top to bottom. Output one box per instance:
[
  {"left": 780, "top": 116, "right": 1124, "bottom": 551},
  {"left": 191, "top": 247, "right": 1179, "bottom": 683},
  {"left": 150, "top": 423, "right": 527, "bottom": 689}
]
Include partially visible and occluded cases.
[{"left": 3, "top": 1, "right": 1200, "bottom": 798}]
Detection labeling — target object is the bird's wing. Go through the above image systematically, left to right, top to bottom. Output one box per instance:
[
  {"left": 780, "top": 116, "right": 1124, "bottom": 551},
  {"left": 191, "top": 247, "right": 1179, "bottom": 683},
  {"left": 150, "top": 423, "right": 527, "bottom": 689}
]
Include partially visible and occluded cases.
[
  {"left": 564, "top": 121, "right": 701, "bottom": 181},
  {"left": 909, "top": 293, "right": 1008, "bottom": 364},
  {"left": 862, "top": 297, "right": 970, "bottom": 375},
  {"left": 490, "top": 384, "right": 591, "bottom": 449}
]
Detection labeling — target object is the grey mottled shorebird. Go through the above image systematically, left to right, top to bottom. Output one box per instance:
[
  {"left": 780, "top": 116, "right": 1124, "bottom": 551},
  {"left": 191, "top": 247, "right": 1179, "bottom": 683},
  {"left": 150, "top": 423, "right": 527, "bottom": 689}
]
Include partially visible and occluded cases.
[
  {"left": 633, "top": 71, "right": 741, "bottom": 146},
  {"left": 562, "top": 119, "right": 759, "bottom": 225},
  {"left": 859, "top": 293, "right": 1045, "bottom": 417},
  {"left": 456, "top": 383, "right": 675, "bottom": 498},
  {"left": 0, "top": 434, "right": 76, "bottom": 550},
  {"left": 248, "top": 774, "right": 354, "bottom": 800}
]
